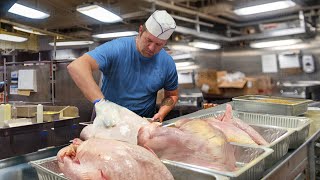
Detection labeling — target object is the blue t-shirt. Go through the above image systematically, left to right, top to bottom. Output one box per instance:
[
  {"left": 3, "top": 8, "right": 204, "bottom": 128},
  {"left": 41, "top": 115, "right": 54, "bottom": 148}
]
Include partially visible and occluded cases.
[{"left": 87, "top": 36, "right": 178, "bottom": 117}]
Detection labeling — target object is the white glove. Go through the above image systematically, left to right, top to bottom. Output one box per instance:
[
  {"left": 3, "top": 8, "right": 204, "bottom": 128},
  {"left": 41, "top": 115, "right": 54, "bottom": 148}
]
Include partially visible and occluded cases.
[{"left": 93, "top": 99, "right": 121, "bottom": 128}]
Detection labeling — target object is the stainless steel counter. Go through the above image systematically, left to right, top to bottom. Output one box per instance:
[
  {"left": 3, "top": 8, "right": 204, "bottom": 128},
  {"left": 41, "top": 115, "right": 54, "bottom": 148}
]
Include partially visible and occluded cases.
[
  {"left": 0, "top": 104, "right": 319, "bottom": 180},
  {"left": 261, "top": 107, "right": 320, "bottom": 179}
]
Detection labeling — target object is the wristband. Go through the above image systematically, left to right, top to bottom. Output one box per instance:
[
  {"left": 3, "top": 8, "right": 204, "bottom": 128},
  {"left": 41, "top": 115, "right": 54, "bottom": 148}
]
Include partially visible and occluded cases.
[{"left": 93, "top": 99, "right": 101, "bottom": 105}]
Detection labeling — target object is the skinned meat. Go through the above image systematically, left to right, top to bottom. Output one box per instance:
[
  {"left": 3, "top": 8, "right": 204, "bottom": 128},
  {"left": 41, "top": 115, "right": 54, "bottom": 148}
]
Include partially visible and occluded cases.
[
  {"left": 80, "top": 101, "right": 150, "bottom": 145},
  {"left": 176, "top": 104, "right": 268, "bottom": 146},
  {"left": 219, "top": 104, "right": 268, "bottom": 145},
  {"left": 175, "top": 118, "right": 257, "bottom": 145},
  {"left": 199, "top": 119, "right": 256, "bottom": 145},
  {"left": 138, "top": 123, "right": 237, "bottom": 171},
  {"left": 57, "top": 138, "right": 174, "bottom": 180}
]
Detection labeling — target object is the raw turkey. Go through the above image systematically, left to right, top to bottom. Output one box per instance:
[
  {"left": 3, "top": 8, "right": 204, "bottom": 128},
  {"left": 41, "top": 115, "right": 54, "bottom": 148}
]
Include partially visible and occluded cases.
[
  {"left": 80, "top": 100, "right": 150, "bottom": 144},
  {"left": 176, "top": 104, "right": 268, "bottom": 146},
  {"left": 217, "top": 104, "right": 268, "bottom": 145},
  {"left": 176, "top": 118, "right": 257, "bottom": 145},
  {"left": 138, "top": 122, "right": 236, "bottom": 171},
  {"left": 57, "top": 138, "right": 174, "bottom": 180}
]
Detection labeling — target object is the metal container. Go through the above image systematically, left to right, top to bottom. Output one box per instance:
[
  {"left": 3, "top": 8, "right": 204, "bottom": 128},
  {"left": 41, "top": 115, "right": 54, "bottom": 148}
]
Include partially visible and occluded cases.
[
  {"left": 232, "top": 95, "right": 312, "bottom": 116},
  {"left": 16, "top": 105, "right": 37, "bottom": 117},
  {"left": 233, "top": 111, "right": 311, "bottom": 149},
  {"left": 41, "top": 112, "right": 60, "bottom": 122},
  {"left": 184, "top": 113, "right": 292, "bottom": 170},
  {"left": 247, "top": 124, "right": 293, "bottom": 169},
  {"left": 163, "top": 144, "right": 273, "bottom": 180},
  {"left": 30, "top": 145, "right": 272, "bottom": 180},
  {"left": 30, "top": 157, "right": 67, "bottom": 180},
  {"left": 30, "top": 157, "right": 229, "bottom": 180},
  {"left": 164, "top": 163, "right": 229, "bottom": 180}
]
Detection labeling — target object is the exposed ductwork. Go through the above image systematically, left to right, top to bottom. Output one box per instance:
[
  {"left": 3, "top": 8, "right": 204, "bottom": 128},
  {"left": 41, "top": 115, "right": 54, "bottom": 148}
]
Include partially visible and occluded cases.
[
  {"left": 143, "top": 0, "right": 238, "bottom": 26},
  {"left": 144, "top": 0, "right": 320, "bottom": 27},
  {"left": 175, "top": 11, "right": 307, "bottom": 42},
  {"left": 0, "top": 19, "right": 77, "bottom": 39}
]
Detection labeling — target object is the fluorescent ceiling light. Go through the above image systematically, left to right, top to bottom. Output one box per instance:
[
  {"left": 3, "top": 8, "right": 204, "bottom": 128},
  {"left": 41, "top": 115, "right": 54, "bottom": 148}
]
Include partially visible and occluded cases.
[
  {"left": 234, "top": 0, "right": 296, "bottom": 16},
  {"left": 8, "top": 3, "right": 50, "bottom": 19},
  {"left": 76, "top": 4, "right": 122, "bottom": 23},
  {"left": 13, "top": 26, "right": 45, "bottom": 35},
  {"left": 93, "top": 31, "right": 138, "bottom": 39},
  {"left": 0, "top": 32, "right": 28, "bottom": 42},
  {"left": 250, "top": 39, "right": 302, "bottom": 48},
  {"left": 49, "top": 41, "right": 94, "bottom": 46},
  {"left": 189, "top": 41, "right": 220, "bottom": 50},
  {"left": 170, "top": 45, "right": 199, "bottom": 52},
  {"left": 172, "top": 54, "right": 193, "bottom": 60},
  {"left": 175, "top": 62, "right": 194, "bottom": 67},
  {"left": 177, "top": 65, "right": 199, "bottom": 71}
]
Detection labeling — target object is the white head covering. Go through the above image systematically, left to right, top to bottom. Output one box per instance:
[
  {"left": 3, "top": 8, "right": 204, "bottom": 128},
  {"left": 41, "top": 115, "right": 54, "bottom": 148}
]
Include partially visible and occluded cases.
[{"left": 145, "top": 10, "right": 176, "bottom": 40}]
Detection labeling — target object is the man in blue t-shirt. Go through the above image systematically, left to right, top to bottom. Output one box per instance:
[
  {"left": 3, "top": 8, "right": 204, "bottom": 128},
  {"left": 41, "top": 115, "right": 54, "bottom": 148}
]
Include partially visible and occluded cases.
[{"left": 68, "top": 10, "right": 178, "bottom": 125}]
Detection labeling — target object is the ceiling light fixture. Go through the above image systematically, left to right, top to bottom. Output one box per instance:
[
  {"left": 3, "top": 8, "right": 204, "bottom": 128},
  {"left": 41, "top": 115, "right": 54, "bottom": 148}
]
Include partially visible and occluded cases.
[
  {"left": 234, "top": 0, "right": 296, "bottom": 16},
  {"left": 8, "top": 3, "right": 50, "bottom": 19},
  {"left": 76, "top": 4, "right": 122, "bottom": 23},
  {"left": 13, "top": 26, "right": 45, "bottom": 35},
  {"left": 0, "top": 31, "right": 28, "bottom": 42},
  {"left": 93, "top": 31, "right": 138, "bottom": 39},
  {"left": 250, "top": 39, "right": 302, "bottom": 48},
  {"left": 49, "top": 40, "right": 94, "bottom": 47},
  {"left": 189, "top": 41, "right": 220, "bottom": 50},
  {"left": 169, "top": 45, "right": 199, "bottom": 52},
  {"left": 172, "top": 54, "right": 193, "bottom": 60},
  {"left": 175, "top": 61, "right": 195, "bottom": 67},
  {"left": 177, "top": 65, "right": 199, "bottom": 71}
]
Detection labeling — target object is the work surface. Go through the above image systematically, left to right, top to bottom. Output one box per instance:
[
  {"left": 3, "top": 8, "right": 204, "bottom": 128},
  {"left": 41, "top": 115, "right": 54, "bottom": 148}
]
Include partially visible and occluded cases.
[{"left": 0, "top": 105, "right": 320, "bottom": 180}]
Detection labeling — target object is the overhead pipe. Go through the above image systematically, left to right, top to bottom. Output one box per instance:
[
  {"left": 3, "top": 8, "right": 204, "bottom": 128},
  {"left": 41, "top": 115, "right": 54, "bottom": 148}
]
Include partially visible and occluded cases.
[
  {"left": 143, "top": 0, "right": 238, "bottom": 26},
  {"left": 143, "top": 0, "right": 308, "bottom": 42},
  {"left": 145, "top": 0, "right": 320, "bottom": 28},
  {"left": 170, "top": 14, "right": 214, "bottom": 27},
  {"left": 0, "top": 19, "right": 76, "bottom": 39},
  {"left": 175, "top": 26, "right": 231, "bottom": 42}
]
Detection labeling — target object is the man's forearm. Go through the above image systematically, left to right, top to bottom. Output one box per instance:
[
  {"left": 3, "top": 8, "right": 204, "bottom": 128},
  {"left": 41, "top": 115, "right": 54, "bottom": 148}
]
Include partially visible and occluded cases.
[
  {"left": 67, "top": 55, "right": 104, "bottom": 102},
  {"left": 157, "top": 95, "right": 178, "bottom": 119}
]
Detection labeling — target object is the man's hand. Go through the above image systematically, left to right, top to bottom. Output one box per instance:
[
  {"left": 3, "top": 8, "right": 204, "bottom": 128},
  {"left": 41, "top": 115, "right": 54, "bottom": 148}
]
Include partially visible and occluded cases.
[
  {"left": 93, "top": 99, "right": 119, "bottom": 128},
  {"left": 152, "top": 113, "right": 163, "bottom": 123}
]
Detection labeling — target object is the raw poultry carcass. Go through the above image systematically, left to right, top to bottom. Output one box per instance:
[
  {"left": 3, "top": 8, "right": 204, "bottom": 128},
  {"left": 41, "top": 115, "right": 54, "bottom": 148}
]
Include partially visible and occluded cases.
[
  {"left": 80, "top": 100, "right": 150, "bottom": 144},
  {"left": 176, "top": 104, "right": 268, "bottom": 146},
  {"left": 217, "top": 104, "right": 268, "bottom": 145},
  {"left": 176, "top": 118, "right": 257, "bottom": 145},
  {"left": 138, "top": 122, "right": 237, "bottom": 171},
  {"left": 57, "top": 138, "right": 174, "bottom": 180}
]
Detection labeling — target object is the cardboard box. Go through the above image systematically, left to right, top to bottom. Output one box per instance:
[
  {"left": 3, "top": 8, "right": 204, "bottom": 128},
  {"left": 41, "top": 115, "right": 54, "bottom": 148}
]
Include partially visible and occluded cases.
[
  {"left": 195, "top": 69, "right": 221, "bottom": 95},
  {"left": 217, "top": 71, "right": 227, "bottom": 83},
  {"left": 256, "top": 75, "right": 272, "bottom": 95},
  {"left": 219, "top": 77, "right": 259, "bottom": 97},
  {"left": 243, "top": 77, "right": 259, "bottom": 95},
  {"left": 218, "top": 79, "right": 247, "bottom": 88},
  {"left": 179, "top": 83, "right": 195, "bottom": 89}
]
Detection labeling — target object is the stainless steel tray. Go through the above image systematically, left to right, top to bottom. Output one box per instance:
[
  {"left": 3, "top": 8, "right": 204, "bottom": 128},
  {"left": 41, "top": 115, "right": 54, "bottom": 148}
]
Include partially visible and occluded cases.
[
  {"left": 232, "top": 95, "right": 312, "bottom": 116},
  {"left": 233, "top": 111, "right": 311, "bottom": 149},
  {"left": 246, "top": 124, "right": 293, "bottom": 169},
  {"left": 162, "top": 144, "right": 273, "bottom": 180},
  {"left": 30, "top": 146, "right": 272, "bottom": 180},
  {"left": 30, "top": 156, "right": 230, "bottom": 180},
  {"left": 29, "top": 157, "right": 67, "bottom": 180},
  {"left": 165, "top": 163, "right": 229, "bottom": 180}
]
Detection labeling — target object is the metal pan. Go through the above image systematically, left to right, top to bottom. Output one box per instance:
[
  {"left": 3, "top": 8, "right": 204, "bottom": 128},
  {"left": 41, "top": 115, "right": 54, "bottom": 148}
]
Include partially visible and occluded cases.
[{"left": 232, "top": 95, "right": 312, "bottom": 116}]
